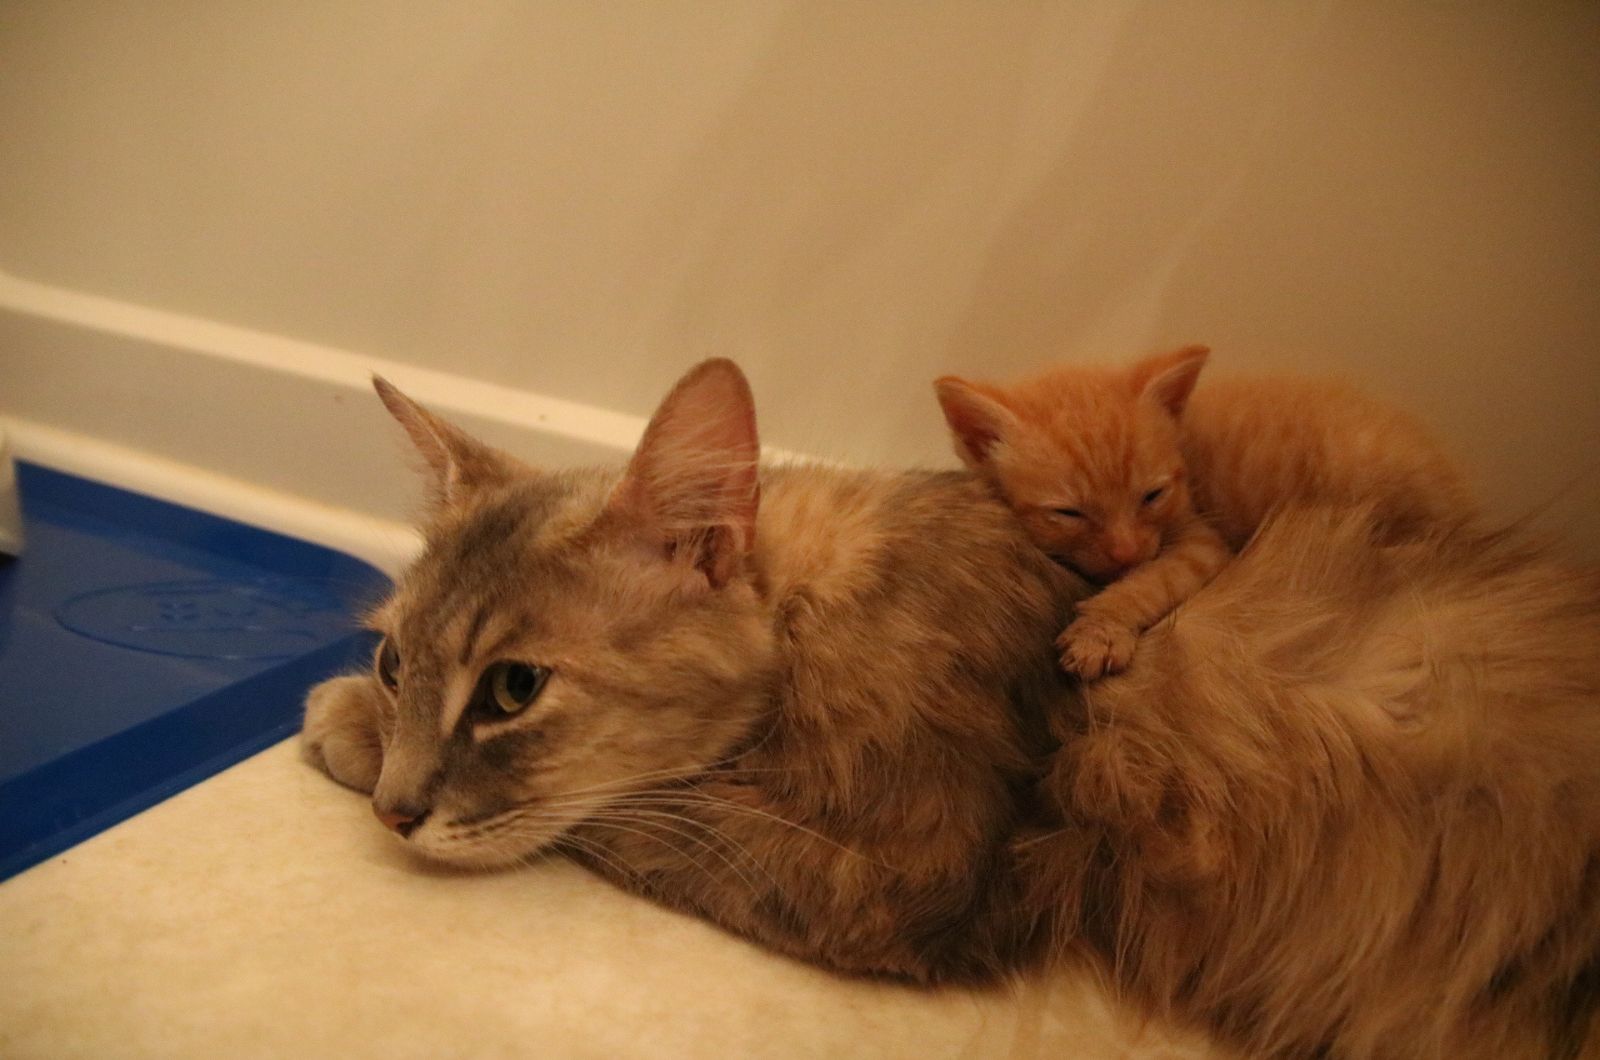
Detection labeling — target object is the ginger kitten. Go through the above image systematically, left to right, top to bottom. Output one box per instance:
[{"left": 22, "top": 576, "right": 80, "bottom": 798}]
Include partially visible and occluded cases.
[{"left": 935, "top": 346, "right": 1472, "bottom": 679}]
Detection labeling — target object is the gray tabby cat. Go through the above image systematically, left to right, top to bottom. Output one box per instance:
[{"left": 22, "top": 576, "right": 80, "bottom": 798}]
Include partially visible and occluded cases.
[
  {"left": 303, "top": 359, "right": 1600, "bottom": 1058},
  {"left": 304, "top": 359, "right": 1078, "bottom": 982}
]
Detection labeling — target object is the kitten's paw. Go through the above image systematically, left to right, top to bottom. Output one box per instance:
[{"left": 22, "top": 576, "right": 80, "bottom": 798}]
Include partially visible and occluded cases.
[
  {"left": 1058, "top": 617, "right": 1138, "bottom": 680},
  {"left": 300, "top": 675, "right": 387, "bottom": 794}
]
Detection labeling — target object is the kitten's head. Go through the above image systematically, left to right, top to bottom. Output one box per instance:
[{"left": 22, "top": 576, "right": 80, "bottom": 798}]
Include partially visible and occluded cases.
[
  {"left": 934, "top": 346, "right": 1208, "bottom": 584},
  {"left": 363, "top": 359, "right": 776, "bottom": 867}
]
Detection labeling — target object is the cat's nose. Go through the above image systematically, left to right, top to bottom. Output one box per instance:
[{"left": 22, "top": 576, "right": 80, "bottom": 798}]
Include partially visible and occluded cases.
[
  {"left": 1103, "top": 529, "right": 1144, "bottom": 567},
  {"left": 1105, "top": 542, "right": 1143, "bottom": 568},
  {"left": 374, "top": 803, "right": 429, "bottom": 837}
]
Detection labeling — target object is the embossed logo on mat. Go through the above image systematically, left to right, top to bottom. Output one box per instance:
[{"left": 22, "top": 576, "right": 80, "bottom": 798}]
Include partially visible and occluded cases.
[{"left": 56, "top": 579, "right": 353, "bottom": 659}]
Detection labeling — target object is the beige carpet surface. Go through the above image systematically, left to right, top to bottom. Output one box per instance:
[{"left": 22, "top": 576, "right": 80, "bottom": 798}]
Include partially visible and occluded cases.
[{"left": 0, "top": 740, "right": 1225, "bottom": 1059}]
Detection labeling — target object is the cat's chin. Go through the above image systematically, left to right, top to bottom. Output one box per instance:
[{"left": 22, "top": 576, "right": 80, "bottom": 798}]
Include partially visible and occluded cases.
[
  {"left": 1049, "top": 555, "right": 1109, "bottom": 587},
  {"left": 401, "top": 815, "right": 571, "bottom": 871},
  {"left": 404, "top": 835, "right": 563, "bottom": 872},
  {"left": 422, "top": 845, "right": 561, "bottom": 873}
]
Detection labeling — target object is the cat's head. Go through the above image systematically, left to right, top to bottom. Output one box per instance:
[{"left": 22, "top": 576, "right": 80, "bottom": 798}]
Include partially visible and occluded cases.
[
  {"left": 934, "top": 346, "right": 1208, "bottom": 584},
  {"left": 362, "top": 359, "right": 777, "bottom": 867}
]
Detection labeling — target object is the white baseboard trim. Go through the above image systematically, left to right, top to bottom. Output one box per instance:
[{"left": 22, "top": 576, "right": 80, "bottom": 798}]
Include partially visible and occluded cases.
[
  {"left": 0, "top": 269, "right": 658, "bottom": 570},
  {"left": 6, "top": 417, "right": 421, "bottom": 574}
]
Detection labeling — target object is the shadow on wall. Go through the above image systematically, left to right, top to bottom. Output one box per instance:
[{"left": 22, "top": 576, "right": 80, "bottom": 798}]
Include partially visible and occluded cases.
[
  {"left": 621, "top": 1, "right": 1599, "bottom": 566},
  {"left": 1, "top": 2, "right": 1595, "bottom": 552},
  {"left": 939, "top": 2, "right": 1333, "bottom": 371},
  {"left": 621, "top": 3, "right": 1335, "bottom": 459}
]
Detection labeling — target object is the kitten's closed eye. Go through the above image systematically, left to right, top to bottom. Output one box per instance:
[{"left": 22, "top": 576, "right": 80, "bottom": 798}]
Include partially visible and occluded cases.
[
  {"left": 1142, "top": 487, "right": 1166, "bottom": 506},
  {"left": 1054, "top": 507, "right": 1085, "bottom": 520}
]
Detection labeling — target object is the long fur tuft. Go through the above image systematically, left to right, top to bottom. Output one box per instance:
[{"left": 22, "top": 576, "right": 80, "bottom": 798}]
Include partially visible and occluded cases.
[{"left": 1045, "top": 506, "right": 1600, "bottom": 1058}]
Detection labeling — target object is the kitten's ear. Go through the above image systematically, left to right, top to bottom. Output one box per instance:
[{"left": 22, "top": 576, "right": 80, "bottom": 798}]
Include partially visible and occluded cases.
[
  {"left": 1132, "top": 345, "right": 1210, "bottom": 418},
  {"left": 606, "top": 358, "right": 760, "bottom": 588},
  {"left": 373, "top": 376, "right": 515, "bottom": 507},
  {"left": 934, "top": 377, "right": 1019, "bottom": 470}
]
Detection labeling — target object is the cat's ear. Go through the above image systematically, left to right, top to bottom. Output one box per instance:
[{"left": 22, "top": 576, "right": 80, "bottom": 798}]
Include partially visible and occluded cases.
[
  {"left": 1132, "top": 345, "right": 1210, "bottom": 418},
  {"left": 606, "top": 358, "right": 760, "bottom": 588},
  {"left": 373, "top": 377, "right": 515, "bottom": 508},
  {"left": 934, "top": 377, "right": 1019, "bottom": 470}
]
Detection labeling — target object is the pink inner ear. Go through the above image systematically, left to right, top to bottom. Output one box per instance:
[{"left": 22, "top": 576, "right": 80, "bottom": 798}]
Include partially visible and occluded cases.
[
  {"left": 1135, "top": 345, "right": 1210, "bottom": 418},
  {"left": 611, "top": 359, "right": 761, "bottom": 585},
  {"left": 372, "top": 375, "right": 512, "bottom": 507},
  {"left": 935, "top": 378, "right": 1012, "bottom": 466}
]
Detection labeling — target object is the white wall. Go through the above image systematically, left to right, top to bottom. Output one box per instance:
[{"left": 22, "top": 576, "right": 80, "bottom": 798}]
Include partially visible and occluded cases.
[{"left": 2, "top": 1, "right": 1597, "bottom": 557}]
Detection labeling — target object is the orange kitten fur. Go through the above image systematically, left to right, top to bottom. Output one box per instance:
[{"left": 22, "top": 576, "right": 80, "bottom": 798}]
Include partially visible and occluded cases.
[{"left": 935, "top": 346, "right": 1473, "bottom": 679}]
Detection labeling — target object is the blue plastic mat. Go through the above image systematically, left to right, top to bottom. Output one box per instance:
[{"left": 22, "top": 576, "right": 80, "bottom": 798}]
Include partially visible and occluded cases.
[{"left": 0, "top": 463, "right": 389, "bottom": 880}]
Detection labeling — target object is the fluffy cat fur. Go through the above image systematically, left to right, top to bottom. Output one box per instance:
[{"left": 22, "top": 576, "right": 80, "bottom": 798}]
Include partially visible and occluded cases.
[
  {"left": 935, "top": 346, "right": 1474, "bottom": 679},
  {"left": 303, "top": 359, "right": 1599, "bottom": 1058},
  {"left": 1024, "top": 508, "right": 1600, "bottom": 1057}
]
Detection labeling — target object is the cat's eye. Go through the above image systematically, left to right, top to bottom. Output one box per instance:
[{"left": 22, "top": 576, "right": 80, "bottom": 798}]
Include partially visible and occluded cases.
[
  {"left": 1142, "top": 486, "right": 1166, "bottom": 506},
  {"left": 1054, "top": 507, "right": 1085, "bottom": 520},
  {"left": 376, "top": 638, "right": 400, "bottom": 692},
  {"left": 484, "top": 661, "right": 550, "bottom": 716}
]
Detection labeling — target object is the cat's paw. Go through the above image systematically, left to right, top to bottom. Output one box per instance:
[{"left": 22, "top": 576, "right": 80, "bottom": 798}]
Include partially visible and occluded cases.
[
  {"left": 1057, "top": 617, "right": 1138, "bottom": 680},
  {"left": 300, "top": 675, "right": 387, "bottom": 794}
]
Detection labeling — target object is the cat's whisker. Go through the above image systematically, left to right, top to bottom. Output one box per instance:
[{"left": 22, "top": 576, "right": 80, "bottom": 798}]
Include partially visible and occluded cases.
[
  {"left": 536, "top": 763, "right": 795, "bottom": 804},
  {"left": 541, "top": 766, "right": 706, "bottom": 799},
  {"left": 537, "top": 768, "right": 793, "bottom": 810},
  {"left": 530, "top": 784, "right": 895, "bottom": 872},
  {"left": 642, "top": 789, "right": 899, "bottom": 872},
  {"left": 463, "top": 795, "right": 794, "bottom": 900},
  {"left": 475, "top": 796, "right": 800, "bottom": 903},
  {"left": 450, "top": 801, "right": 595, "bottom": 843},
  {"left": 585, "top": 806, "right": 785, "bottom": 897},
  {"left": 578, "top": 808, "right": 775, "bottom": 898},
  {"left": 465, "top": 814, "right": 602, "bottom": 865},
  {"left": 577, "top": 818, "right": 740, "bottom": 897},
  {"left": 551, "top": 832, "right": 644, "bottom": 889}
]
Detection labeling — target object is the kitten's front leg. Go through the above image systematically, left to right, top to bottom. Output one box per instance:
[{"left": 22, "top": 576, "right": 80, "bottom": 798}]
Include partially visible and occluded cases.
[
  {"left": 1058, "top": 518, "right": 1230, "bottom": 680},
  {"left": 1057, "top": 616, "right": 1138, "bottom": 680},
  {"left": 300, "top": 675, "right": 391, "bottom": 794}
]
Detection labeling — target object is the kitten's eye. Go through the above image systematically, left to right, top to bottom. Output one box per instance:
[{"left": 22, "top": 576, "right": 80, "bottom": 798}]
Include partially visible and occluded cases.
[
  {"left": 1142, "top": 486, "right": 1166, "bottom": 506},
  {"left": 1054, "top": 507, "right": 1085, "bottom": 520},
  {"left": 376, "top": 638, "right": 400, "bottom": 692},
  {"left": 485, "top": 661, "right": 550, "bottom": 716}
]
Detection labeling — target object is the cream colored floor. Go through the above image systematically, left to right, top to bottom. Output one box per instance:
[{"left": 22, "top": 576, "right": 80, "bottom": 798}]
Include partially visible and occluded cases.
[{"left": 0, "top": 741, "right": 1224, "bottom": 1059}]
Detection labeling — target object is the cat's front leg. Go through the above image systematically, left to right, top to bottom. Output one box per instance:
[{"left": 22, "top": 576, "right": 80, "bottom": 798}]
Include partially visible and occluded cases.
[
  {"left": 1057, "top": 615, "right": 1138, "bottom": 679},
  {"left": 300, "top": 675, "right": 390, "bottom": 794}
]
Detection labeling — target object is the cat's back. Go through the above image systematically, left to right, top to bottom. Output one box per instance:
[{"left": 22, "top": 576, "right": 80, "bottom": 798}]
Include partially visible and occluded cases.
[
  {"left": 1181, "top": 375, "right": 1472, "bottom": 546},
  {"left": 738, "top": 464, "right": 1078, "bottom": 981},
  {"left": 757, "top": 464, "right": 1075, "bottom": 645},
  {"left": 748, "top": 470, "right": 1075, "bottom": 768}
]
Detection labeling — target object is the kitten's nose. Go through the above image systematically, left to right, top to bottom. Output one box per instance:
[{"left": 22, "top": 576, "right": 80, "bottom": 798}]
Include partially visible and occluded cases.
[
  {"left": 1106, "top": 541, "right": 1143, "bottom": 568},
  {"left": 374, "top": 803, "right": 429, "bottom": 838}
]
